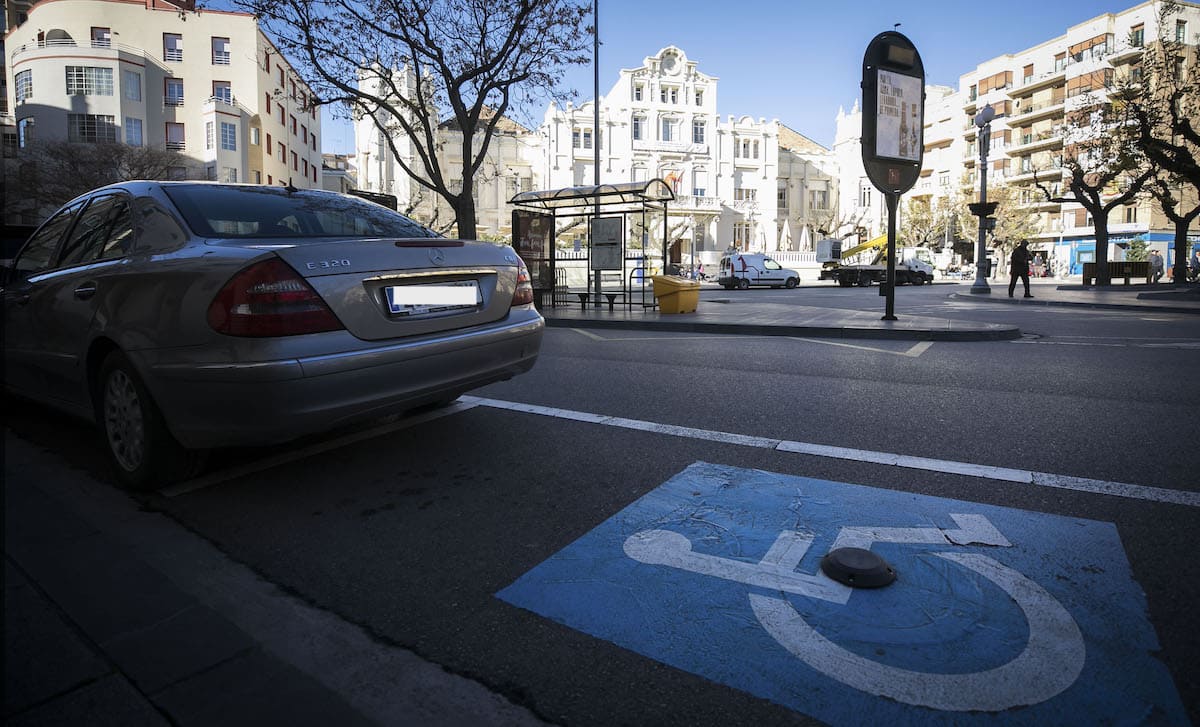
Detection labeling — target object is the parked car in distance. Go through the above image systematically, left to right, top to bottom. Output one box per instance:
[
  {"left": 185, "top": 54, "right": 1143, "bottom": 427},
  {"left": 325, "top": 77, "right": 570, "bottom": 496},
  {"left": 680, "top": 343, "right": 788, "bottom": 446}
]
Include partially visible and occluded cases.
[
  {"left": 2, "top": 182, "right": 543, "bottom": 489},
  {"left": 717, "top": 252, "right": 801, "bottom": 289}
]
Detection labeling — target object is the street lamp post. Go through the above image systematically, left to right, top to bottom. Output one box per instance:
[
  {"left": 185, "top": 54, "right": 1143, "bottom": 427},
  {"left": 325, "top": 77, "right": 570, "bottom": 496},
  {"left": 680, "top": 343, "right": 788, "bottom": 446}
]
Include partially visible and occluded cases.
[{"left": 969, "top": 104, "right": 997, "bottom": 294}]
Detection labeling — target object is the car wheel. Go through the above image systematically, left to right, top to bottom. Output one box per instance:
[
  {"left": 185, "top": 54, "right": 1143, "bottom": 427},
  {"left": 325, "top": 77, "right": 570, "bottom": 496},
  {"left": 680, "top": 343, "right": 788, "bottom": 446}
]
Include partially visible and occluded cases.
[
  {"left": 857, "top": 273, "right": 872, "bottom": 287},
  {"left": 785, "top": 277, "right": 799, "bottom": 289},
  {"left": 738, "top": 278, "right": 750, "bottom": 290},
  {"left": 96, "top": 351, "right": 205, "bottom": 490}
]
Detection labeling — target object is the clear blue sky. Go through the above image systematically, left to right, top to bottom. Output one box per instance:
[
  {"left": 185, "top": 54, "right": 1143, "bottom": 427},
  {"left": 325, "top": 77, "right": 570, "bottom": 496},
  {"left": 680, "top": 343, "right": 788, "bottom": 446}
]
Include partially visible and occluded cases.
[{"left": 320, "top": 0, "right": 1142, "bottom": 154}]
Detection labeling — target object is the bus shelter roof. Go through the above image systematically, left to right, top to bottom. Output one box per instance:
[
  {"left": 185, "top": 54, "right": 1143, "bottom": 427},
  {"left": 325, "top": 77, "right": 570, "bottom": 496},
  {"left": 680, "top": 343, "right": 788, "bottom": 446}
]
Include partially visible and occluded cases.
[{"left": 508, "top": 179, "right": 674, "bottom": 213}]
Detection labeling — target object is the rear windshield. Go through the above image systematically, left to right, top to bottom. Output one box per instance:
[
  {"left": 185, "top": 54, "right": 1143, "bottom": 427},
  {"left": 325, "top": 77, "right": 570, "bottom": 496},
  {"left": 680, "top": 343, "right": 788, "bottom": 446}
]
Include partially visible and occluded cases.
[{"left": 163, "top": 185, "right": 441, "bottom": 240}]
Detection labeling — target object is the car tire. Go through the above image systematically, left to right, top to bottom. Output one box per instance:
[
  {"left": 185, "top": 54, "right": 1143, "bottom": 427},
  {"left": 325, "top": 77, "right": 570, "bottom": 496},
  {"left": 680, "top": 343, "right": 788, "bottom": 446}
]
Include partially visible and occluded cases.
[
  {"left": 857, "top": 273, "right": 872, "bottom": 287},
  {"left": 913, "top": 273, "right": 926, "bottom": 286},
  {"left": 785, "top": 277, "right": 799, "bottom": 289},
  {"left": 737, "top": 278, "right": 750, "bottom": 290},
  {"left": 96, "top": 351, "right": 205, "bottom": 491}
]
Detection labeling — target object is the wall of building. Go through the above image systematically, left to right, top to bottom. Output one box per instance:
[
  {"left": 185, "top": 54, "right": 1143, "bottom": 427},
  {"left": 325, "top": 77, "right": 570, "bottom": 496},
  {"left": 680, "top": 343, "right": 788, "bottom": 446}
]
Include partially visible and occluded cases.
[{"left": 4, "top": 0, "right": 320, "bottom": 212}]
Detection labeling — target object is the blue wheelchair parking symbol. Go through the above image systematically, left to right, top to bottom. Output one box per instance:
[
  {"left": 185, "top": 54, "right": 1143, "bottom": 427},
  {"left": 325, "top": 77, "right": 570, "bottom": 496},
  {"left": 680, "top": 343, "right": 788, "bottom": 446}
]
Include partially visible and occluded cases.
[{"left": 497, "top": 462, "right": 1187, "bottom": 725}]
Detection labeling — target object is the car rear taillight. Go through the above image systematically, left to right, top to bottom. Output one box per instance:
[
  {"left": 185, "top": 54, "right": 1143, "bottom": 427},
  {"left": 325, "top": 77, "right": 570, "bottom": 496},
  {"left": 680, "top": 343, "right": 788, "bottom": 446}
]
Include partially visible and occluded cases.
[
  {"left": 208, "top": 257, "right": 344, "bottom": 337},
  {"left": 511, "top": 258, "right": 534, "bottom": 307}
]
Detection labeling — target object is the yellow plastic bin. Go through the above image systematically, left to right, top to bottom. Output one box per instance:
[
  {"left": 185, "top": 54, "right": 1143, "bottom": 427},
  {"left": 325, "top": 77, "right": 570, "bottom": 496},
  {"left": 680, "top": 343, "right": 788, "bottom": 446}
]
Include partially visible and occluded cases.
[{"left": 652, "top": 275, "right": 701, "bottom": 314}]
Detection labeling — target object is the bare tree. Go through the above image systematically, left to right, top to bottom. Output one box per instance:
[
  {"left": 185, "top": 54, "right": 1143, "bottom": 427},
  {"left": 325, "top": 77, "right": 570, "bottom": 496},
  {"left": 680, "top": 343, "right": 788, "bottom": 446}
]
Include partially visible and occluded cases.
[
  {"left": 238, "top": 0, "right": 590, "bottom": 240},
  {"left": 1109, "top": 0, "right": 1200, "bottom": 283},
  {"left": 1033, "top": 100, "right": 1153, "bottom": 285},
  {"left": 8, "top": 141, "right": 192, "bottom": 222},
  {"left": 899, "top": 197, "right": 936, "bottom": 247}
]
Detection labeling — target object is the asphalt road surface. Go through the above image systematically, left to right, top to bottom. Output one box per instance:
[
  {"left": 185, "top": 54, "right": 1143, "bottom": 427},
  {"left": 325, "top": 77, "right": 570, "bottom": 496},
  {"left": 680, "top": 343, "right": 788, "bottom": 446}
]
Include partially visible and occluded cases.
[{"left": 6, "top": 289, "right": 1198, "bottom": 726}]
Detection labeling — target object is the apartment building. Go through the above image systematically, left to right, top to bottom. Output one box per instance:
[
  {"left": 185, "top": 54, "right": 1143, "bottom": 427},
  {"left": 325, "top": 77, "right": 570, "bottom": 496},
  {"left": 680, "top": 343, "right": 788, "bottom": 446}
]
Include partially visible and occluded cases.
[
  {"left": 4, "top": 0, "right": 321, "bottom": 222},
  {"left": 963, "top": 0, "right": 1200, "bottom": 272},
  {"left": 833, "top": 1, "right": 1199, "bottom": 272}
]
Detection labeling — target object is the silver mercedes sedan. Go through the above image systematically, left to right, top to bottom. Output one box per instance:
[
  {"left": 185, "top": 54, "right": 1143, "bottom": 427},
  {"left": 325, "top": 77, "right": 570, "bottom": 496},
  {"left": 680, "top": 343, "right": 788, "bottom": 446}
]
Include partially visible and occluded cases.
[{"left": 2, "top": 182, "right": 543, "bottom": 489}]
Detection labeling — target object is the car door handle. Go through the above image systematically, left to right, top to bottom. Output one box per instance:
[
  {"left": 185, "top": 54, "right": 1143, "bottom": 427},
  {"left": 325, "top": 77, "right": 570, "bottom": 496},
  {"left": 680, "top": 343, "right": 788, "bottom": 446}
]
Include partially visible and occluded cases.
[{"left": 74, "top": 282, "right": 98, "bottom": 300}]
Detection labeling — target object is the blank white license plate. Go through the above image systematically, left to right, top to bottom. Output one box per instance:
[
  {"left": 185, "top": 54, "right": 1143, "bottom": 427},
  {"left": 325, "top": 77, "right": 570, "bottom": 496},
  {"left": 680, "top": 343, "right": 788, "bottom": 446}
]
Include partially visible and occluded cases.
[{"left": 385, "top": 281, "right": 480, "bottom": 316}]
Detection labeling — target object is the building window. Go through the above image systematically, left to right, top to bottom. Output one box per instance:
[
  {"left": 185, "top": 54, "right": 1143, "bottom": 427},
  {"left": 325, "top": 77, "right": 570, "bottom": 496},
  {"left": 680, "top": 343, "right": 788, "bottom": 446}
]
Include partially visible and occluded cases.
[
  {"left": 1176, "top": 19, "right": 1187, "bottom": 43},
  {"left": 1130, "top": 24, "right": 1145, "bottom": 47},
  {"left": 91, "top": 27, "right": 111, "bottom": 47},
  {"left": 164, "top": 33, "right": 183, "bottom": 62},
  {"left": 212, "top": 37, "right": 231, "bottom": 65},
  {"left": 66, "top": 66, "right": 114, "bottom": 96},
  {"left": 278, "top": 66, "right": 285, "bottom": 86},
  {"left": 15, "top": 70, "right": 32, "bottom": 103},
  {"left": 123, "top": 70, "right": 141, "bottom": 101},
  {"left": 165, "top": 78, "right": 184, "bottom": 106},
  {"left": 213, "top": 81, "right": 232, "bottom": 104},
  {"left": 633, "top": 83, "right": 644, "bottom": 101},
  {"left": 660, "top": 85, "right": 679, "bottom": 104},
  {"left": 695, "top": 89, "right": 704, "bottom": 105},
  {"left": 265, "top": 93, "right": 272, "bottom": 114},
  {"left": 278, "top": 105, "right": 285, "bottom": 124},
  {"left": 68, "top": 114, "right": 117, "bottom": 143},
  {"left": 290, "top": 114, "right": 297, "bottom": 134},
  {"left": 632, "top": 115, "right": 645, "bottom": 141},
  {"left": 18, "top": 117, "right": 35, "bottom": 147},
  {"left": 125, "top": 117, "right": 142, "bottom": 146},
  {"left": 661, "top": 117, "right": 676, "bottom": 142},
  {"left": 692, "top": 119, "right": 705, "bottom": 144},
  {"left": 206, "top": 121, "right": 214, "bottom": 150},
  {"left": 166, "top": 122, "right": 185, "bottom": 150},
  {"left": 221, "top": 122, "right": 236, "bottom": 151},
  {"left": 301, "top": 125, "right": 308, "bottom": 143},
  {"left": 250, "top": 127, "right": 261, "bottom": 145},
  {"left": 266, "top": 133, "right": 272, "bottom": 154},
  {"left": 279, "top": 142, "right": 286, "bottom": 163},
  {"left": 292, "top": 150, "right": 298, "bottom": 170},
  {"left": 302, "top": 158, "right": 309, "bottom": 176},
  {"left": 224, "top": 167, "right": 238, "bottom": 183},
  {"left": 254, "top": 170, "right": 263, "bottom": 184},
  {"left": 692, "top": 170, "right": 707, "bottom": 197},
  {"left": 939, "top": 172, "right": 950, "bottom": 187},
  {"left": 777, "top": 184, "right": 787, "bottom": 206},
  {"left": 859, "top": 185, "right": 872, "bottom": 208},
  {"left": 734, "top": 187, "right": 757, "bottom": 202},
  {"left": 809, "top": 190, "right": 828, "bottom": 209},
  {"left": 1124, "top": 206, "right": 1137, "bottom": 223},
  {"left": 733, "top": 221, "right": 750, "bottom": 248}
]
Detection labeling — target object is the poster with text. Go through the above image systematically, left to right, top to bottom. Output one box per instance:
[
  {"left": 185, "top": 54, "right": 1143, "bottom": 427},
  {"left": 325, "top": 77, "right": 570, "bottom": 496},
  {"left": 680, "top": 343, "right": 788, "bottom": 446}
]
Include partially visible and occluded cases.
[{"left": 876, "top": 69, "right": 922, "bottom": 163}]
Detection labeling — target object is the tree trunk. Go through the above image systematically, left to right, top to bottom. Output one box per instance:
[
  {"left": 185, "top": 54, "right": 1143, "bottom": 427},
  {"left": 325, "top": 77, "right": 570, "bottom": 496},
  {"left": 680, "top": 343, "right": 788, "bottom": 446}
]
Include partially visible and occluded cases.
[
  {"left": 454, "top": 193, "right": 478, "bottom": 241},
  {"left": 1093, "top": 216, "right": 1111, "bottom": 286},
  {"left": 1173, "top": 217, "right": 1190, "bottom": 286}
]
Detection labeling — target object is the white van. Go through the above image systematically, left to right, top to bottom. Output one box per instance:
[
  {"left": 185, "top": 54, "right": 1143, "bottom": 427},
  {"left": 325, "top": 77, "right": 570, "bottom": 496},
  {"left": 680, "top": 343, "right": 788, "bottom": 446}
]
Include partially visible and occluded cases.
[{"left": 718, "top": 253, "right": 801, "bottom": 289}]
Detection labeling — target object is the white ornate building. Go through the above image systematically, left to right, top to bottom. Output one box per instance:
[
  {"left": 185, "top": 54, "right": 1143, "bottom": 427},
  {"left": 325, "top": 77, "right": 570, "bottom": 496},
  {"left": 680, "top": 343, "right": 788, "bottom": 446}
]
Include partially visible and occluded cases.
[{"left": 353, "top": 46, "right": 837, "bottom": 263}]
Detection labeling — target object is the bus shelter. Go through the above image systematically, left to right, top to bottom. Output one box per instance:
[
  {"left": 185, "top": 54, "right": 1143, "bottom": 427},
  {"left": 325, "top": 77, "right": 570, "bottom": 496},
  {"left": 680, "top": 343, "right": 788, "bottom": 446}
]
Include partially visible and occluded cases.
[{"left": 509, "top": 179, "right": 674, "bottom": 309}]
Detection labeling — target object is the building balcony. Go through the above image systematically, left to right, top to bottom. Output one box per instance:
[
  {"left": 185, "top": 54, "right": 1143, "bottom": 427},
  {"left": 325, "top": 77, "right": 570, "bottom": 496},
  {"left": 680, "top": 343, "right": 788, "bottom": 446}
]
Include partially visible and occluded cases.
[
  {"left": 9, "top": 38, "right": 145, "bottom": 64},
  {"left": 1010, "top": 67, "right": 1067, "bottom": 97},
  {"left": 1013, "top": 98, "right": 1065, "bottom": 123},
  {"left": 1007, "top": 129, "right": 1064, "bottom": 155},
  {"left": 632, "top": 139, "right": 708, "bottom": 155},
  {"left": 671, "top": 195, "right": 722, "bottom": 212}
]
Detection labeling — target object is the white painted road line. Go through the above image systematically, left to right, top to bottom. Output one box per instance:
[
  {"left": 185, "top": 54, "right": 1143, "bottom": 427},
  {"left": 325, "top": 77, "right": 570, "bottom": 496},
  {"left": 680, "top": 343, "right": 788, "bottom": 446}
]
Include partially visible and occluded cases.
[{"left": 463, "top": 396, "right": 1199, "bottom": 508}]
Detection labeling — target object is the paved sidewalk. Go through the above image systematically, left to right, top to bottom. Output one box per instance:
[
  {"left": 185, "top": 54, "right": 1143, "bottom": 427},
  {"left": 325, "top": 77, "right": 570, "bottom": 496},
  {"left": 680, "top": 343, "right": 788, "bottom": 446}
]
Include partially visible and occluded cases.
[
  {"left": 539, "top": 280, "right": 1200, "bottom": 341},
  {"left": 3, "top": 433, "right": 546, "bottom": 727}
]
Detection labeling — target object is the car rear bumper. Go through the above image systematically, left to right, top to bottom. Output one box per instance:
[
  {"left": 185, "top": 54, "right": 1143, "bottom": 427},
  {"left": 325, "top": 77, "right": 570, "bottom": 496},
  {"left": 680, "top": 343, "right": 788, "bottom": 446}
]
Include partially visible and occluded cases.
[{"left": 137, "top": 312, "right": 544, "bottom": 448}]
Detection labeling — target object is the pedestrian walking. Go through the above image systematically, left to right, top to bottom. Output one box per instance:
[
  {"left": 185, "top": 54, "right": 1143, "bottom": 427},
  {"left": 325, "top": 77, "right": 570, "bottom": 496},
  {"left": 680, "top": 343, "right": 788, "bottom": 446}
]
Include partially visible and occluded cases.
[
  {"left": 1008, "top": 240, "right": 1033, "bottom": 298},
  {"left": 1150, "top": 250, "right": 1164, "bottom": 283}
]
